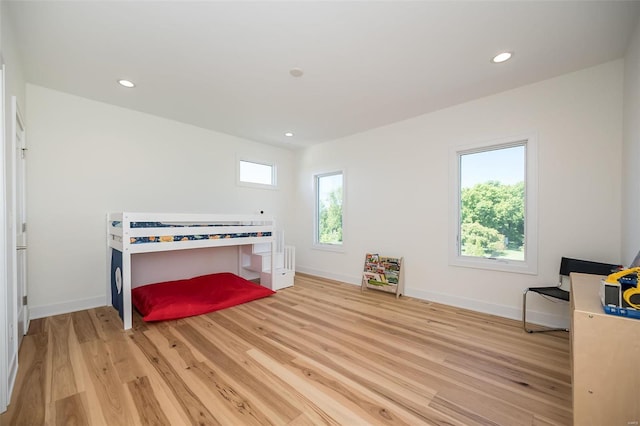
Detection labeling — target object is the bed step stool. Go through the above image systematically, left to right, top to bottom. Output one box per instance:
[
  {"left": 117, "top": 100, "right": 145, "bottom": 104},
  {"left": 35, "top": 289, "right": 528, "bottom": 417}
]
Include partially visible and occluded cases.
[
  {"left": 241, "top": 244, "right": 295, "bottom": 290},
  {"left": 241, "top": 244, "right": 271, "bottom": 273},
  {"left": 260, "top": 245, "right": 295, "bottom": 290},
  {"left": 277, "top": 245, "right": 295, "bottom": 289}
]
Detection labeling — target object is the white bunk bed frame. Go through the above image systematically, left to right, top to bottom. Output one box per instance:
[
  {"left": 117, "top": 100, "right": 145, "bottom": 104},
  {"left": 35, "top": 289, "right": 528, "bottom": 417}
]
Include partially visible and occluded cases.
[{"left": 107, "top": 212, "right": 277, "bottom": 330}]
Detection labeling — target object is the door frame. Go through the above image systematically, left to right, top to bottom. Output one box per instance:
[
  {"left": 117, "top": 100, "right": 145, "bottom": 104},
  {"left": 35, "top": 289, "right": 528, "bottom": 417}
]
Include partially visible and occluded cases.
[
  {"left": 0, "top": 62, "right": 10, "bottom": 414},
  {"left": 12, "top": 96, "right": 27, "bottom": 340}
]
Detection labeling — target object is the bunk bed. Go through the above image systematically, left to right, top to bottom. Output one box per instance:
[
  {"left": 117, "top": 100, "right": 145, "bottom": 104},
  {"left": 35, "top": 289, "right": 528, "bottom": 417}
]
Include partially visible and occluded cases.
[{"left": 107, "top": 212, "right": 289, "bottom": 329}]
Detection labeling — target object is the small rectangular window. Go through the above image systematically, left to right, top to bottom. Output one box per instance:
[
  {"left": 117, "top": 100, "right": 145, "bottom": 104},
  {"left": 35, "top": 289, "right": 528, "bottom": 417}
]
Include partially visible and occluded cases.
[
  {"left": 451, "top": 136, "right": 537, "bottom": 274},
  {"left": 238, "top": 159, "right": 276, "bottom": 188},
  {"left": 315, "top": 171, "right": 344, "bottom": 247}
]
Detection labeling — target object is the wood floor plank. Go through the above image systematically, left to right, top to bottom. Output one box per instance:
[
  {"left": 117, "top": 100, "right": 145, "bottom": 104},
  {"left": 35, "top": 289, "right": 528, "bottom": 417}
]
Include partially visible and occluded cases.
[
  {"left": 2, "top": 274, "right": 572, "bottom": 425},
  {"left": 280, "top": 289, "right": 571, "bottom": 383},
  {"left": 219, "top": 303, "right": 452, "bottom": 423},
  {"left": 89, "top": 306, "right": 125, "bottom": 340},
  {"left": 253, "top": 308, "right": 457, "bottom": 424},
  {"left": 207, "top": 309, "right": 297, "bottom": 363},
  {"left": 71, "top": 310, "right": 99, "bottom": 344},
  {"left": 188, "top": 313, "right": 385, "bottom": 425},
  {"left": 49, "top": 314, "right": 78, "bottom": 403},
  {"left": 26, "top": 317, "right": 46, "bottom": 336},
  {"left": 183, "top": 317, "right": 345, "bottom": 425},
  {"left": 177, "top": 320, "right": 303, "bottom": 423},
  {"left": 149, "top": 321, "right": 205, "bottom": 368},
  {"left": 142, "top": 325, "right": 267, "bottom": 425},
  {"left": 130, "top": 330, "right": 221, "bottom": 425},
  {"left": 124, "top": 331, "right": 194, "bottom": 426},
  {"left": 2, "top": 332, "right": 48, "bottom": 425},
  {"left": 105, "top": 332, "right": 145, "bottom": 384},
  {"left": 69, "top": 339, "right": 108, "bottom": 426},
  {"left": 79, "top": 339, "right": 135, "bottom": 425},
  {"left": 247, "top": 348, "right": 365, "bottom": 425},
  {"left": 286, "top": 354, "right": 434, "bottom": 426},
  {"left": 189, "top": 360, "right": 275, "bottom": 426},
  {"left": 126, "top": 376, "right": 171, "bottom": 426},
  {"left": 55, "top": 392, "right": 90, "bottom": 426}
]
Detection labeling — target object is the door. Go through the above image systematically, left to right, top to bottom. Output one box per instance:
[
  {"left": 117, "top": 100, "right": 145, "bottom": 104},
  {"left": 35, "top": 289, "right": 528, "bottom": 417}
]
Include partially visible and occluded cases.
[{"left": 13, "top": 97, "right": 28, "bottom": 340}]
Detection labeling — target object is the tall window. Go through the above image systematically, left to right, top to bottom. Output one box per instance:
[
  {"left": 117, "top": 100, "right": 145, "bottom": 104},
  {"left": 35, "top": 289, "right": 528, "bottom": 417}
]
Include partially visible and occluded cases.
[
  {"left": 451, "top": 136, "right": 537, "bottom": 274},
  {"left": 238, "top": 159, "right": 276, "bottom": 188},
  {"left": 315, "top": 171, "right": 344, "bottom": 247}
]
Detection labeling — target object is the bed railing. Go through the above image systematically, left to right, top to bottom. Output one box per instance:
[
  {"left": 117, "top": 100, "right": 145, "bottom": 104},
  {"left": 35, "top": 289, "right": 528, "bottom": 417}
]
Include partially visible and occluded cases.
[
  {"left": 108, "top": 212, "right": 274, "bottom": 254},
  {"left": 283, "top": 245, "right": 295, "bottom": 272}
]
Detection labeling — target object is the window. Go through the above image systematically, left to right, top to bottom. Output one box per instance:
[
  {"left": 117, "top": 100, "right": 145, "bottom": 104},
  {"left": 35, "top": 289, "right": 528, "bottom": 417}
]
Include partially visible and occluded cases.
[
  {"left": 450, "top": 135, "right": 537, "bottom": 274},
  {"left": 238, "top": 159, "right": 276, "bottom": 188},
  {"left": 315, "top": 171, "right": 344, "bottom": 248}
]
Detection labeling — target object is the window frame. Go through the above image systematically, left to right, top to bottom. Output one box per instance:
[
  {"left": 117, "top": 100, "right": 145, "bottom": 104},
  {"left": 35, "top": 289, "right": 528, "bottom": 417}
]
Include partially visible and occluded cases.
[
  {"left": 449, "top": 134, "right": 538, "bottom": 274},
  {"left": 236, "top": 158, "right": 278, "bottom": 190},
  {"left": 313, "top": 170, "right": 345, "bottom": 252}
]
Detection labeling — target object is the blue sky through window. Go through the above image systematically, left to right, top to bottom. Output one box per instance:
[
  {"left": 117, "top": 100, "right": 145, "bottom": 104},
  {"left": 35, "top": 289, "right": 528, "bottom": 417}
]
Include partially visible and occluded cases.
[
  {"left": 460, "top": 145, "right": 524, "bottom": 188},
  {"left": 240, "top": 160, "right": 273, "bottom": 185},
  {"left": 318, "top": 173, "right": 342, "bottom": 203}
]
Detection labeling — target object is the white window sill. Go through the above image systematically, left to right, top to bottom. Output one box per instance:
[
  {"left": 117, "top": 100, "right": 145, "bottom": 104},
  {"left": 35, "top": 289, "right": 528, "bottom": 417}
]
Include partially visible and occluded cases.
[
  {"left": 313, "top": 243, "right": 345, "bottom": 253},
  {"left": 450, "top": 255, "right": 537, "bottom": 275}
]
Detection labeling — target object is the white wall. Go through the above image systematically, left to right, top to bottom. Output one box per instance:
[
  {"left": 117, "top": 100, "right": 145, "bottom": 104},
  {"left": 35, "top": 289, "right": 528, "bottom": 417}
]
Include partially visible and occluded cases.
[
  {"left": 622, "top": 19, "right": 640, "bottom": 265},
  {"left": 293, "top": 60, "right": 624, "bottom": 328},
  {"left": 25, "top": 84, "right": 295, "bottom": 318}
]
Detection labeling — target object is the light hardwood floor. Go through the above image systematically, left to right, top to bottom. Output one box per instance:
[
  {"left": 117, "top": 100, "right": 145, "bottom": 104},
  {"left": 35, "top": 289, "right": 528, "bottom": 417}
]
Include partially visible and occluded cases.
[{"left": 1, "top": 274, "right": 571, "bottom": 425}]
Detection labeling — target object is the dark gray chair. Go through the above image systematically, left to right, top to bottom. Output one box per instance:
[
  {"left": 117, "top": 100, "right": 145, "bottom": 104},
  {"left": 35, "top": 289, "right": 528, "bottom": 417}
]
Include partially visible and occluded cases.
[{"left": 522, "top": 257, "right": 619, "bottom": 333}]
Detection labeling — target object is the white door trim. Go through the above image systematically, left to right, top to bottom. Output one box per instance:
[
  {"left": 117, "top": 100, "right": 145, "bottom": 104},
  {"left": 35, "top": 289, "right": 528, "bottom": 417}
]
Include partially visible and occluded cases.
[
  {"left": 0, "top": 62, "right": 10, "bottom": 414},
  {"left": 12, "top": 96, "right": 27, "bottom": 340}
]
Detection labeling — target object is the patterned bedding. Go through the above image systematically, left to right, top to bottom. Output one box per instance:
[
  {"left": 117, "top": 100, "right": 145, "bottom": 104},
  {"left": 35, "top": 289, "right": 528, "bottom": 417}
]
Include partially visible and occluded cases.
[
  {"left": 111, "top": 221, "right": 271, "bottom": 244},
  {"left": 129, "top": 232, "right": 270, "bottom": 244}
]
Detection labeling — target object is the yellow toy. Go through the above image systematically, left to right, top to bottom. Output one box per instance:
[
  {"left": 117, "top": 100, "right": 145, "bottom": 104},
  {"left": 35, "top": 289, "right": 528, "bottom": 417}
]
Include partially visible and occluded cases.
[
  {"left": 604, "top": 266, "right": 640, "bottom": 284},
  {"left": 604, "top": 267, "right": 640, "bottom": 309},
  {"left": 624, "top": 287, "right": 640, "bottom": 309}
]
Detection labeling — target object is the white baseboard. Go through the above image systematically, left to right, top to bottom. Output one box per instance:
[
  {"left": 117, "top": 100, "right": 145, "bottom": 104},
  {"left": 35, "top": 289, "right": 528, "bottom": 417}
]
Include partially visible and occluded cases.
[
  {"left": 296, "top": 266, "right": 361, "bottom": 287},
  {"left": 297, "top": 266, "right": 569, "bottom": 329},
  {"left": 405, "top": 287, "right": 569, "bottom": 329},
  {"left": 29, "top": 296, "right": 106, "bottom": 320}
]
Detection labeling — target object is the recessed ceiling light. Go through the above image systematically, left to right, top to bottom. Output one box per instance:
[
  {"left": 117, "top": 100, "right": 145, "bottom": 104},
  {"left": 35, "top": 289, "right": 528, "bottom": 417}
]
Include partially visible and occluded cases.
[
  {"left": 492, "top": 52, "right": 513, "bottom": 64},
  {"left": 289, "top": 68, "right": 304, "bottom": 78},
  {"left": 118, "top": 79, "right": 136, "bottom": 88},
  {"left": 284, "top": 132, "right": 294, "bottom": 137}
]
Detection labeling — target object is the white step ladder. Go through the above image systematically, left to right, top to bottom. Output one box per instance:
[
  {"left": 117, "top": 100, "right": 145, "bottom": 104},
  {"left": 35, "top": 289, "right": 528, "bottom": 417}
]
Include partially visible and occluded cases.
[{"left": 240, "top": 232, "right": 295, "bottom": 290}]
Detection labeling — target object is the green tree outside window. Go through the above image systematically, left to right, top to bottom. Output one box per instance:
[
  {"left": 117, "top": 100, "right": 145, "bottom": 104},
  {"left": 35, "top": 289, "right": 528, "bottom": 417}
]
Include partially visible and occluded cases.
[{"left": 316, "top": 172, "right": 343, "bottom": 245}]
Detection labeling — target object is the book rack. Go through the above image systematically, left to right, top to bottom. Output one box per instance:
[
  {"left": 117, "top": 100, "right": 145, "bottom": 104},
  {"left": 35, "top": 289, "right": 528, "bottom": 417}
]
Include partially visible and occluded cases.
[{"left": 361, "top": 253, "right": 404, "bottom": 298}]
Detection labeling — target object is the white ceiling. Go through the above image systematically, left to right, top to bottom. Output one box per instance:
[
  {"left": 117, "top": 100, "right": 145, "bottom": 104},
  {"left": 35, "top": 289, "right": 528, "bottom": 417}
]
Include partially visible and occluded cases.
[{"left": 7, "top": 1, "right": 640, "bottom": 149}]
